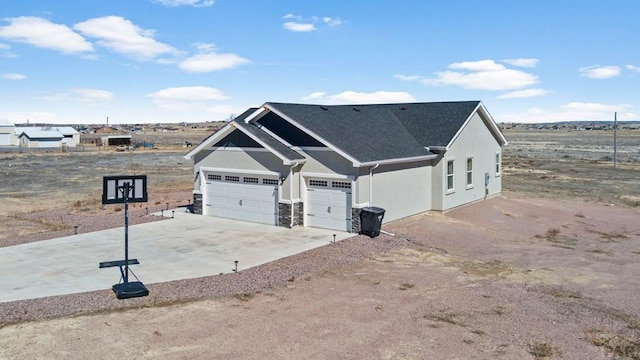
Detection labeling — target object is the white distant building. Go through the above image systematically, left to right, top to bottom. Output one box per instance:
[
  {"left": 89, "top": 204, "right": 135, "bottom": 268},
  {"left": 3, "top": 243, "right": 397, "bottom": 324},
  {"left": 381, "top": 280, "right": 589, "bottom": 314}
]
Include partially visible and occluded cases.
[
  {"left": 0, "top": 120, "right": 17, "bottom": 146},
  {"left": 13, "top": 126, "right": 80, "bottom": 148},
  {"left": 52, "top": 126, "right": 80, "bottom": 147},
  {"left": 18, "top": 129, "right": 64, "bottom": 148}
]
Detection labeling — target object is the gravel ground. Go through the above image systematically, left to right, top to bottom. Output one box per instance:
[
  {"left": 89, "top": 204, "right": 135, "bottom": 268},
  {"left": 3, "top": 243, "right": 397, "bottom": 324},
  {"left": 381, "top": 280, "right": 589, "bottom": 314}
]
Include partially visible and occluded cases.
[{"left": 2, "top": 195, "right": 639, "bottom": 359}]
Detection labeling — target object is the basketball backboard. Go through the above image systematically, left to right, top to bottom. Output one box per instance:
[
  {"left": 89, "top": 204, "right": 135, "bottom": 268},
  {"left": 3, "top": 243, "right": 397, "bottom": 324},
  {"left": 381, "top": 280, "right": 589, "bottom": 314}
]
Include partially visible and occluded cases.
[{"left": 102, "top": 175, "right": 148, "bottom": 204}]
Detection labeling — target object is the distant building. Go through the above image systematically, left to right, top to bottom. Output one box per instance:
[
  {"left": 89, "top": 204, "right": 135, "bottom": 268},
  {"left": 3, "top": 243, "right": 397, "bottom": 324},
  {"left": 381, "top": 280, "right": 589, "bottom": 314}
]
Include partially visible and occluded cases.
[
  {"left": 0, "top": 120, "right": 17, "bottom": 146},
  {"left": 52, "top": 126, "right": 80, "bottom": 147},
  {"left": 18, "top": 129, "right": 64, "bottom": 148}
]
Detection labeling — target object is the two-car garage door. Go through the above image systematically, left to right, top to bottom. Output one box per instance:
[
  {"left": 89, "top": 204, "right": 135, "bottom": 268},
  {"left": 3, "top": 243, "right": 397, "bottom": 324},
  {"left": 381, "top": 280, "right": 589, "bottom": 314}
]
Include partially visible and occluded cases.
[{"left": 204, "top": 173, "right": 279, "bottom": 225}]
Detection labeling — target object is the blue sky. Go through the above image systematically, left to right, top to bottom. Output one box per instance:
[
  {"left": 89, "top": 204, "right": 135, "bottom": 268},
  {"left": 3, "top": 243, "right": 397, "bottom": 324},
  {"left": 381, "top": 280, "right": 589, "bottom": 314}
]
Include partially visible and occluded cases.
[{"left": 0, "top": 0, "right": 638, "bottom": 124}]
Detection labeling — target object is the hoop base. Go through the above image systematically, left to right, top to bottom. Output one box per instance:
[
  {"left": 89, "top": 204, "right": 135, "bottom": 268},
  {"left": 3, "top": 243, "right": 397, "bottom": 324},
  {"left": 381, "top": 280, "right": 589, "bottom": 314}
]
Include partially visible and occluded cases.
[{"left": 112, "top": 281, "right": 149, "bottom": 299}]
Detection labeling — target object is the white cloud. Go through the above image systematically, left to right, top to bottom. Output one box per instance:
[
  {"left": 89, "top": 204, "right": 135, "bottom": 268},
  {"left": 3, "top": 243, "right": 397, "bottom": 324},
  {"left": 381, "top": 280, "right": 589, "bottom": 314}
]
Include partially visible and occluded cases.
[
  {"left": 153, "top": 0, "right": 214, "bottom": 7},
  {"left": 282, "top": 14, "right": 342, "bottom": 32},
  {"left": 282, "top": 14, "right": 301, "bottom": 21},
  {"left": 0, "top": 16, "right": 93, "bottom": 54},
  {"left": 74, "top": 16, "right": 179, "bottom": 61},
  {"left": 322, "top": 17, "right": 343, "bottom": 26},
  {"left": 283, "top": 22, "right": 316, "bottom": 32},
  {"left": 0, "top": 43, "right": 10, "bottom": 49},
  {"left": 178, "top": 43, "right": 249, "bottom": 72},
  {"left": 502, "top": 58, "right": 539, "bottom": 68},
  {"left": 398, "top": 59, "right": 539, "bottom": 91},
  {"left": 449, "top": 60, "right": 506, "bottom": 72},
  {"left": 626, "top": 64, "right": 640, "bottom": 73},
  {"left": 579, "top": 65, "right": 621, "bottom": 79},
  {"left": 2, "top": 73, "right": 26, "bottom": 80},
  {"left": 393, "top": 74, "right": 422, "bottom": 81},
  {"left": 147, "top": 86, "right": 230, "bottom": 110},
  {"left": 43, "top": 88, "right": 114, "bottom": 102},
  {"left": 497, "top": 88, "right": 548, "bottom": 99},
  {"left": 301, "top": 90, "right": 415, "bottom": 104},
  {"left": 500, "top": 102, "right": 634, "bottom": 123},
  {"left": 0, "top": 111, "right": 57, "bottom": 124}
]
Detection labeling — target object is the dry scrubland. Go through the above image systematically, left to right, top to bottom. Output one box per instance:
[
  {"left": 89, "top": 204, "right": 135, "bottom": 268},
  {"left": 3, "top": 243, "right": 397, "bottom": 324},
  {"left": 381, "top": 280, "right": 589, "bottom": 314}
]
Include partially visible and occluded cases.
[{"left": 0, "top": 127, "right": 639, "bottom": 359}]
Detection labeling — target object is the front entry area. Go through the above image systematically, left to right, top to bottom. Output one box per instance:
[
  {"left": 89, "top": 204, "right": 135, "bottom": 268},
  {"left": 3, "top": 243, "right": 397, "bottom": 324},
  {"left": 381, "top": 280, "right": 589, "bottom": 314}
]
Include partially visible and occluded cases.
[
  {"left": 204, "top": 172, "right": 279, "bottom": 225},
  {"left": 306, "top": 178, "right": 352, "bottom": 232}
]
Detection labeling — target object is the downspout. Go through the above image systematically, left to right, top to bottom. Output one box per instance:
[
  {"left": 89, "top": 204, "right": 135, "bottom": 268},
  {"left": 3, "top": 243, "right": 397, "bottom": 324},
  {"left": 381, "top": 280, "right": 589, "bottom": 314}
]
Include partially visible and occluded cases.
[
  {"left": 289, "top": 162, "right": 299, "bottom": 228},
  {"left": 369, "top": 163, "right": 379, "bottom": 206}
]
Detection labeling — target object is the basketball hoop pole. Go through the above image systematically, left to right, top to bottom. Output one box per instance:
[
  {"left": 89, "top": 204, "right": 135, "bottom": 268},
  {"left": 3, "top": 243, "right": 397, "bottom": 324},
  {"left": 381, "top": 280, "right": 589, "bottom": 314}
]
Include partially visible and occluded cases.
[{"left": 122, "top": 182, "right": 130, "bottom": 284}]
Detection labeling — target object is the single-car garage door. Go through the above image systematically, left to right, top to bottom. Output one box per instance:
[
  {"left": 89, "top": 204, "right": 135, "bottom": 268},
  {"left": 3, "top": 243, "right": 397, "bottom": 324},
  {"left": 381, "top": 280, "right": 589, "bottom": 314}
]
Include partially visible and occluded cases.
[
  {"left": 0, "top": 134, "right": 10, "bottom": 146},
  {"left": 204, "top": 173, "right": 278, "bottom": 225},
  {"left": 306, "top": 179, "right": 352, "bottom": 232}
]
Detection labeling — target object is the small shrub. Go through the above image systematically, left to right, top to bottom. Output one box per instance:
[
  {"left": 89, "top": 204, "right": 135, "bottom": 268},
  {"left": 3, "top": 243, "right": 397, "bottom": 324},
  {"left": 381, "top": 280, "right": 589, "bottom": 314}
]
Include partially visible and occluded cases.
[{"left": 528, "top": 342, "right": 555, "bottom": 358}]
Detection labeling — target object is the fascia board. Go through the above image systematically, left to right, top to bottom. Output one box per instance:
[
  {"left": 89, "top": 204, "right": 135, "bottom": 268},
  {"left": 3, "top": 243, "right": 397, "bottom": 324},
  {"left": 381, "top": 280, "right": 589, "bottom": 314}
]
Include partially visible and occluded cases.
[
  {"left": 445, "top": 102, "right": 508, "bottom": 149},
  {"left": 477, "top": 102, "right": 509, "bottom": 146},
  {"left": 265, "top": 103, "right": 362, "bottom": 166},
  {"left": 243, "top": 106, "right": 270, "bottom": 123},
  {"left": 183, "top": 123, "right": 234, "bottom": 160},
  {"left": 232, "top": 123, "right": 306, "bottom": 165},
  {"left": 359, "top": 154, "right": 437, "bottom": 167}
]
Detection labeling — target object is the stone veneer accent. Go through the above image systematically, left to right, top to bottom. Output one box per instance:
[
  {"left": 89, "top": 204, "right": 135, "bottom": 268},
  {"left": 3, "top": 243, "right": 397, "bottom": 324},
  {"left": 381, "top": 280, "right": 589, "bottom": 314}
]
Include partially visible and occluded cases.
[
  {"left": 192, "top": 193, "right": 203, "bottom": 215},
  {"left": 278, "top": 202, "right": 304, "bottom": 228},
  {"left": 351, "top": 207, "right": 363, "bottom": 234}
]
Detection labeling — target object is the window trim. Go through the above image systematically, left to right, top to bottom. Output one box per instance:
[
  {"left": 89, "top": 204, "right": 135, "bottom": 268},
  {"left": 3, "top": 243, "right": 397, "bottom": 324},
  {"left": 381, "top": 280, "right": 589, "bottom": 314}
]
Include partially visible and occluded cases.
[
  {"left": 495, "top": 152, "right": 501, "bottom": 177},
  {"left": 465, "top": 156, "right": 474, "bottom": 189},
  {"left": 446, "top": 158, "right": 455, "bottom": 194}
]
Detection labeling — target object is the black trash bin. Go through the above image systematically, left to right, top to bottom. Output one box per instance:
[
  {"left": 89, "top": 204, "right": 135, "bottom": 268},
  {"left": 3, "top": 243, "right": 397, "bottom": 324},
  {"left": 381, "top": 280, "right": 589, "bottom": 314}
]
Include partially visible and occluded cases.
[{"left": 360, "top": 207, "right": 385, "bottom": 238}]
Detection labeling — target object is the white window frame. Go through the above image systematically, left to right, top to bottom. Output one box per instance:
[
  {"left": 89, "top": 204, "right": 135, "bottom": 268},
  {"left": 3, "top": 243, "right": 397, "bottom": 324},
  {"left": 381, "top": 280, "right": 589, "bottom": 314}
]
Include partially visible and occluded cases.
[
  {"left": 495, "top": 152, "right": 501, "bottom": 177},
  {"left": 466, "top": 156, "right": 473, "bottom": 189},
  {"left": 446, "top": 159, "right": 455, "bottom": 194}
]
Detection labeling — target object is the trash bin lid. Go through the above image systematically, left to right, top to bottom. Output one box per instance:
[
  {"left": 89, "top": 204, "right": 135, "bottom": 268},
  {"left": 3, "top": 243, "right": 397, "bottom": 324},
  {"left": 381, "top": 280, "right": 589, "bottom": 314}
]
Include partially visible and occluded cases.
[{"left": 363, "top": 206, "right": 385, "bottom": 214}]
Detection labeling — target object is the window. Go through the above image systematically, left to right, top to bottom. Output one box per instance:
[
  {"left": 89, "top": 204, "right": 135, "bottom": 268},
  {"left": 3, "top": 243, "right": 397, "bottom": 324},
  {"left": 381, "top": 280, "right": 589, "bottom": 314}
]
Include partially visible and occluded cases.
[
  {"left": 495, "top": 153, "right": 501, "bottom": 176},
  {"left": 466, "top": 157, "right": 473, "bottom": 188},
  {"left": 446, "top": 160, "right": 454, "bottom": 192},
  {"left": 207, "top": 174, "right": 222, "bottom": 181},
  {"left": 225, "top": 175, "right": 240, "bottom": 182},
  {"left": 243, "top": 177, "right": 258, "bottom": 184},
  {"left": 263, "top": 178, "right": 279, "bottom": 185},
  {"left": 309, "top": 179, "right": 328, "bottom": 187},
  {"left": 332, "top": 181, "right": 351, "bottom": 189}
]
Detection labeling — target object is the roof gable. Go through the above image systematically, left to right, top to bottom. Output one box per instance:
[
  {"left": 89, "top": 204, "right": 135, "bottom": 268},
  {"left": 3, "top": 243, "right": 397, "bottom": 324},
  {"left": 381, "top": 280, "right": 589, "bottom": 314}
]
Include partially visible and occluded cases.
[{"left": 184, "top": 108, "right": 305, "bottom": 165}]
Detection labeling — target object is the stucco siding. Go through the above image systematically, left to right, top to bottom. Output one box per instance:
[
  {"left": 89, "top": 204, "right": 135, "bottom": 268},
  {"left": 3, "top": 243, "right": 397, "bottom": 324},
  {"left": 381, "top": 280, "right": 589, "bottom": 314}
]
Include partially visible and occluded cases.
[
  {"left": 433, "top": 112, "right": 502, "bottom": 211},
  {"left": 296, "top": 149, "right": 355, "bottom": 175},
  {"left": 370, "top": 162, "right": 431, "bottom": 223}
]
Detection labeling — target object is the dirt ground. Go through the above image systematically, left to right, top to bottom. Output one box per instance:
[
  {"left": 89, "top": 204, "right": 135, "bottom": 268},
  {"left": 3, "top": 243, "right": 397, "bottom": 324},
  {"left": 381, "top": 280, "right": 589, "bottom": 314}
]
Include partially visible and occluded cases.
[{"left": 1, "top": 128, "right": 639, "bottom": 359}]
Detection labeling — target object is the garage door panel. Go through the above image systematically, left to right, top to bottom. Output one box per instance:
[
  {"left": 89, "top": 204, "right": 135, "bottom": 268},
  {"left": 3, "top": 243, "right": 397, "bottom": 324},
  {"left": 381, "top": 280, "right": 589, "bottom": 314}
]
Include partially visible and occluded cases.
[
  {"left": 204, "top": 176, "right": 277, "bottom": 225},
  {"left": 307, "top": 186, "right": 351, "bottom": 232}
]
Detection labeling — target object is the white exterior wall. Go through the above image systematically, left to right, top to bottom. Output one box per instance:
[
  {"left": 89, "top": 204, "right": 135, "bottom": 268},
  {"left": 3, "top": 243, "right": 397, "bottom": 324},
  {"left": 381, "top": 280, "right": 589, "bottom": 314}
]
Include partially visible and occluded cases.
[
  {"left": 432, "top": 112, "right": 503, "bottom": 211},
  {"left": 0, "top": 126, "right": 15, "bottom": 146},
  {"left": 370, "top": 162, "right": 432, "bottom": 223}
]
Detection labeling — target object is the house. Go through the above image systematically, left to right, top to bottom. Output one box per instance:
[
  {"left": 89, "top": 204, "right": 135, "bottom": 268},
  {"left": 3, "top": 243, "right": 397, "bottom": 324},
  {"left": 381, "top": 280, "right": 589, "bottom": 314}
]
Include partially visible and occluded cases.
[
  {"left": 184, "top": 101, "right": 508, "bottom": 233},
  {"left": 0, "top": 120, "right": 17, "bottom": 146},
  {"left": 18, "top": 129, "right": 64, "bottom": 148}
]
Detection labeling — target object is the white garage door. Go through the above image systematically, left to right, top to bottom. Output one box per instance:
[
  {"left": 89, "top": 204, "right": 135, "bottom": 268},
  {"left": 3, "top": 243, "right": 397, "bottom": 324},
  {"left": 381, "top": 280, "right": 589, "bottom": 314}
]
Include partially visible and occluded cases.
[
  {"left": 0, "top": 134, "right": 9, "bottom": 146},
  {"left": 204, "top": 173, "right": 278, "bottom": 225},
  {"left": 306, "top": 179, "right": 352, "bottom": 232}
]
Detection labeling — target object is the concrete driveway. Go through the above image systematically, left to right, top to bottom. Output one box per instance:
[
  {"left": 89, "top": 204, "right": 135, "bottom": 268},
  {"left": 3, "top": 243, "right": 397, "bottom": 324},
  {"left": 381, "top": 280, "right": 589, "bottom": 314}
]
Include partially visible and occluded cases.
[{"left": 0, "top": 211, "right": 351, "bottom": 303}]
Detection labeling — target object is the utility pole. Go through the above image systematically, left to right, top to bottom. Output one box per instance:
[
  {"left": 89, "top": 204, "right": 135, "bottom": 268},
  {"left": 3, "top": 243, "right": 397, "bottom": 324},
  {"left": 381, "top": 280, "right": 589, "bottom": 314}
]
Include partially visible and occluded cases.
[{"left": 613, "top": 112, "right": 618, "bottom": 168}]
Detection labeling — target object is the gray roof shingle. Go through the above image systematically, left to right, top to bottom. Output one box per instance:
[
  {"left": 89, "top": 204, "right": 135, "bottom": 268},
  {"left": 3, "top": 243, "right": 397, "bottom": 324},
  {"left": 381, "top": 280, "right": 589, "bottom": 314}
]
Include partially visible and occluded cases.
[{"left": 266, "top": 101, "right": 482, "bottom": 164}]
